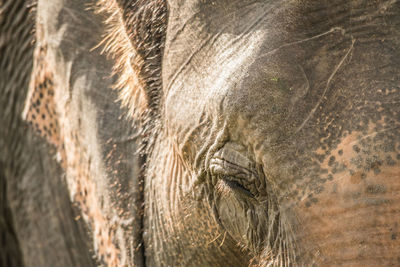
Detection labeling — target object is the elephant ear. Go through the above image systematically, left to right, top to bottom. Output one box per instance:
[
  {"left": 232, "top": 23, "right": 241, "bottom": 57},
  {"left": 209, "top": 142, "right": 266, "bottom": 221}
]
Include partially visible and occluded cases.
[
  {"left": 96, "top": 0, "right": 167, "bottom": 121},
  {"left": 22, "top": 43, "right": 65, "bottom": 162}
]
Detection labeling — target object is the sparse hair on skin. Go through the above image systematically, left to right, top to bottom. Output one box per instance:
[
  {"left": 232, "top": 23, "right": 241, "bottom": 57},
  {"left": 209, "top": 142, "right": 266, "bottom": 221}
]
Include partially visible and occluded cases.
[
  {"left": 95, "top": 0, "right": 167, "bottom": 148},
  {"left": 23, "top": 1, "right": 167, "bottom": 266}
]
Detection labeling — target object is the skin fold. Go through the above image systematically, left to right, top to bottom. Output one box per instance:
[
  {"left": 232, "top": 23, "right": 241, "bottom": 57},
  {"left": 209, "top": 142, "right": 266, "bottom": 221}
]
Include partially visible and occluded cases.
[
  {"left": 0, "top": 0, "right": 96, "bottom": 266},
  {"left": 4, "top": 0, "right": 399, "bottom": 266},
  {"left": 146, "top": 0, "right": 400, "bottom": 266}
]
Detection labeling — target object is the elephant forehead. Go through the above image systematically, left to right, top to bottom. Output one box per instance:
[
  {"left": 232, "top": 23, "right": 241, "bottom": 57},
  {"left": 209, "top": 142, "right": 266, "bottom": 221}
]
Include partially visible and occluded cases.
[
  {"left": 163, "top": 0, "right": 400, "bottom": 197},
  {"left": 163, "top": 24, "right": 354, "bottom": 151},
  {"left": 164, "top": 28, "right": 267, "bottom": 143}
]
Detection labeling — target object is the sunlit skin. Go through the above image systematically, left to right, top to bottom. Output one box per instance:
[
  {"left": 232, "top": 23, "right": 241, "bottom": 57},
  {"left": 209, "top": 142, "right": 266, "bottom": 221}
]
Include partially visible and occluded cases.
[
  {"left": 20, "top": 0, "right": 400, "bottom": 266},
  {"left": 145, "top": 0, "right": 400, "bottom": 265}
]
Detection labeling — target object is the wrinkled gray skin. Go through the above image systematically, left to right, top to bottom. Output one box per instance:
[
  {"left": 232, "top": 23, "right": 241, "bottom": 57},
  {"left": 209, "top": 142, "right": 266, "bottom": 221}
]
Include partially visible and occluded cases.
[
  {"left": 1, "top": 0, "right": 141, "bottom": 266},
  {"left": 2, "top": 0, "right": 400, "bottom": 266},
  {"left": 145, "top": 0, "right": 400, "bottom": 266},
  {"left": 0, "top": 1, "right": 96, "bottom": 266}
]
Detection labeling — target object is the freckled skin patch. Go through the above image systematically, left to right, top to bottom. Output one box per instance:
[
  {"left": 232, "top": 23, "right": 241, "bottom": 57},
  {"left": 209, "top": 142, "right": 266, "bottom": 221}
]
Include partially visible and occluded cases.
[
  {"left": 23, "top": 0, "right": 400, "bottom": 266},
  {"left": 22, "top": 10, "right": 129, "bottom": 266},
  {"left": 23, "top": 44, "right": 65, "bottom": 163}
]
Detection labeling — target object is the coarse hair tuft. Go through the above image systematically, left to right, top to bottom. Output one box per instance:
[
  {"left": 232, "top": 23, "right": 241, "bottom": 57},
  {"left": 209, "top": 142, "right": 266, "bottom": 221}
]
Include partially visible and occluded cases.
[{"left": 95, "top": 0, "right": 167, "bottom": 123}]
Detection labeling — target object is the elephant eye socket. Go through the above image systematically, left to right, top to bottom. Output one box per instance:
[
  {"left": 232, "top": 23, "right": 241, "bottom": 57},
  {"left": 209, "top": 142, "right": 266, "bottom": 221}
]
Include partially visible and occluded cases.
[{"left": 209, "top": 158, "right": 258, "bottom": 199}]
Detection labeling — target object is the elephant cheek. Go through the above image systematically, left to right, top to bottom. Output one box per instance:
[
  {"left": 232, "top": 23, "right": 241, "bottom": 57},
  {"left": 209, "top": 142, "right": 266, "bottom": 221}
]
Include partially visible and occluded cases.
[
  {"left": 283, "top": 165, "right": 400, "bottom": 265},
  {"left": 214, "top": 189, "right": 267, "bottom": 253},
  {"left": 216, "top": 192, "right": 252, "bottom": 247}
]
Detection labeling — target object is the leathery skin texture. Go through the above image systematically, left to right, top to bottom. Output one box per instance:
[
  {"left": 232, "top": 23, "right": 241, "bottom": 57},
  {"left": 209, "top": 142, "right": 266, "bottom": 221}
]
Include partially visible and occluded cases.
[
  {"left": 17, "top": 0, "right": 400, "bottom": 266},
  {"left": 146, "top": 0, "right": 400, "bottom": 266}
]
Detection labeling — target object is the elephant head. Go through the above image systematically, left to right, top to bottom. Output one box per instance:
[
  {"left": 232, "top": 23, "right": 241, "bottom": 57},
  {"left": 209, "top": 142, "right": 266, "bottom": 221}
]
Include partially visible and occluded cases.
[
  {"left": 23, "top": 0, "right": 400, "bottom": 266},
  {"left": 142, "top": 1, "right": 400, "bottom": 265}
]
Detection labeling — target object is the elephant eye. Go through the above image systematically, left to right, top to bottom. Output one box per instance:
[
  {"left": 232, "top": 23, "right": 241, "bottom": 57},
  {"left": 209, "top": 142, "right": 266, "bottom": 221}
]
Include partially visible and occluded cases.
[
  {"left": 210, "top": 158, "right": 258, "bottom": 199},
  {"left": 218, "top": 175, "right": 255, "bottom": 198}
]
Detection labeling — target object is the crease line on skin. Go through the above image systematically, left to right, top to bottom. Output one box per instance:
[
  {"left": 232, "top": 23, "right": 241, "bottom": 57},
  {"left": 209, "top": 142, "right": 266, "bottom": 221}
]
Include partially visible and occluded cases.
[
  {"left": 166, "top": 4, "right": 270, "bottom": 95},
  {"left": 227, "top": 5, "right": 271, "bottom": 47},
  {"left": 168, "top": 11, "right": 202, "bottom": 44},
  {"left": 165, "top": 27, "right": 227, "bottom": 94},
  {"left": 258, "top": 27, "right": 347, "bottom": 59},
  {"left": 294, "top": 36, "right": 356, "bottom": 134},
  {"left": 284, "top": 64, "right": 310, "bottom": 122},
  {"left": 298, "top": 64, "right": 310, "bottom": 96},
  {"left": 367, "top": 100, "right": 400, "bottom": 104},
  {"left": 193, "top": 101, "right": 230, "bottom": 186},
  {"left": 178, "top": 118, "right": 208, "bottom": 156},
  {"left": 347, "top": 125, "right": 400, "bottom": 147},
  {"left": 210, "top": 157, "right": 258, "bottom": 177},
  {"left": 281, "top": 215, "right": 299, "bottom": 265}
]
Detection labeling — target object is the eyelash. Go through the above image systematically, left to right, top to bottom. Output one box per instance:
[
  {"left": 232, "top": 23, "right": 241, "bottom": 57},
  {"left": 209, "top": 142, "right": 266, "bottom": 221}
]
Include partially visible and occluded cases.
[
  {"left": 209, "top": 157, "right": 260, "bottom": 199},
  {"left": 211, "top": 168, "right": 256, "bottom": 199},
  {"left": 221, "top": 176, "right": 255, "bottom": 198}
]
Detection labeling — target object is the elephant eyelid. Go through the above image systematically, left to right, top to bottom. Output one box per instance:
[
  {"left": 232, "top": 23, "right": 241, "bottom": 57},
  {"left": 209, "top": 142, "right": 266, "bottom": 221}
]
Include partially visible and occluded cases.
[
  {"left": 210, "top": 158, "right": 258, "bottom": 199},
  {"left": 210, "top": 158, "right": 257, "bottom": 179},
  {"left": 220, "top": 177, "right": 255, "bottom": 199}
]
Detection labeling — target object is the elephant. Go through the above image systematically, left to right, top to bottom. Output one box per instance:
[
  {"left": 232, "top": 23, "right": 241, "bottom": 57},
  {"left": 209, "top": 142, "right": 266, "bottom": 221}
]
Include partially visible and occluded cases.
[
  {"left": 1, "top": 0, "right": 400, "bottom": 266},
  {"left": 1, "top": 0, "right": 141, "bottom": 266},
  {"left": 0, "top": 1, "right": 98, "bottom": 266}
]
